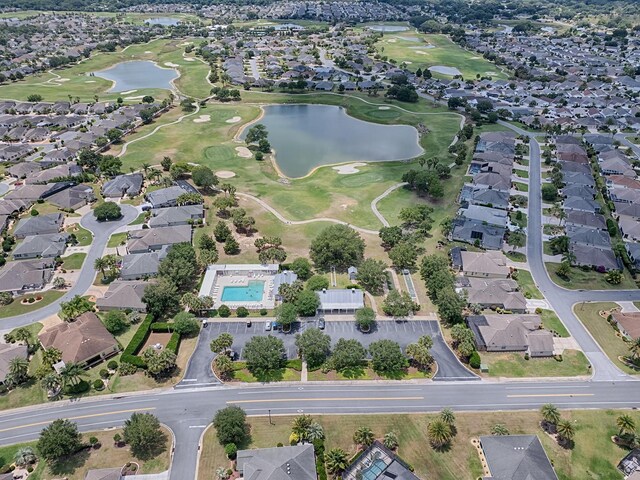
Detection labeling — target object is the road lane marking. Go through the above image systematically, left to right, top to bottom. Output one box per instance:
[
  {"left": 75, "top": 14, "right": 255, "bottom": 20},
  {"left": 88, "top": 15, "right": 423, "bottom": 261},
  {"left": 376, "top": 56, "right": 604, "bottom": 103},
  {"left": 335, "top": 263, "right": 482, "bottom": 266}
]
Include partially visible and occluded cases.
[
  {"left": 505, "top": 386, "right": 591, "bottom": 390},
  {"left": 236, "top": 388, "right": 423, "bottom": 395},
  {"left": 507, "top": 394, "right": 594, "bottom": 398},
  {"left": 228, "top": 396, "right": 423, "bottom": 404},
  {"left": 0, "top": 407, "right": 155, "bottom": 433}
]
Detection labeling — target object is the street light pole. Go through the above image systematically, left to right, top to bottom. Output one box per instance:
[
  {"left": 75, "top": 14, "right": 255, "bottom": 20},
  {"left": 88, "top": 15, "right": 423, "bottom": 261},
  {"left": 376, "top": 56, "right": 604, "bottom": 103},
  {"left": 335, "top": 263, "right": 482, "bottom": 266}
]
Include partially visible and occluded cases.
[{"left": 268, "top": 409, "right": 274, "bottom": 425}]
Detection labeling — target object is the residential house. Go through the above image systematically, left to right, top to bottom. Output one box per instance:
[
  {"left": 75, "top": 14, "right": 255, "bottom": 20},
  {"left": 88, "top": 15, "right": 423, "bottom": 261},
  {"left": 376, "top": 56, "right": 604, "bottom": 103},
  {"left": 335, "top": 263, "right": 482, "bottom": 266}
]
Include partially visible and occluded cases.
[
  {"left": 101, "top": 173, "right": 144, "bottom": 198},
  {"left": 47, "top": 184, "right": 96, "bottom": 210},
  {"left": 145, "top": 185, "right": 189, "bottom": 208},
  {"left": 563, "top": 196, "right": 601, "bottom": 213},
  {"left": 458, "top": 204, "right": 508, "bottom": 228},
  {"left": 148, "top": 205, "right": 204, "bottom": 228},
  {"left": 565, "top": 211, "right": 607, "bottom": 230},
  {"left": 13, "top": 213, "right": 63, "bottom": 239},
  {"left": 451, "top": 218, "right": 505, "bottom": 250},
  {"left": 126, "top": 225, "right": 192, "bottom": 254},
  {"left": 13, "top": 233, "right": 68, "bottom": 259},
  {"left": 569, "top": 243, "right": 620, "bottom": 271},
  {"left": 460, "top": 250, "right": 510, "bottom": 278},
  {"left": 119, "top": 252, "right": 163, "bottom": 280},
  {"left": 0, "top": 259, "right": 55, "bottom": 294},
  {"left": 462, "top": 278, "right": 527, "bottom": 313},
  {"left": 96, "top": 280, "right": 152, "bottom": 312},
  {"left": 38, "top": 312, "right": 119, "bottom": 367},
  {"left": 610, "top": 312, "right": 640, "bottom": 340},
  {"left": 467, "top": 314, "right": 554, "bottom": 357},
  {"left": 0, "top": 343, "right": 28, "bottom": 385},
  {"left": 479, "top": 435, "right": 558, "bottom": 480},
  {"left": 342, "top": 441, "right": 419, "bottom": 480},
  {"left": 236, "top": 444, "right": 317, "bottom": 480},
  {"left": 83, "top": 468, "right": 122, "bottom": 480}
]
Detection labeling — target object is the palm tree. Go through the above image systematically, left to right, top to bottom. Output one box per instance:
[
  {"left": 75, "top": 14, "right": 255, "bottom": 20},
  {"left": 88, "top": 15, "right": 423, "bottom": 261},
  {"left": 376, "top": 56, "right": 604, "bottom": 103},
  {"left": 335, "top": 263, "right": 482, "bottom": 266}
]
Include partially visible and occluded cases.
[
  {"left": 141, "top": 162, "right": 151, "bottom": 177},
  {"left": 94, "top": 256, "right": 109, "bottom": 281},
  {"left": 13, "top": 327, "right": 31, "bottom": 347},
  {"left": 629, "top": 337, "right": 640, "bottom": 360},
  {"left": 42, "top": 347, "right": 62, "bottom": 368},
  {"left": 8, "top": 357, "right": 29, "bottom": 385},
  {"left": 60, "top": 362, "right": 85, "bottom": 388},
  {"left": 40, "top": 373, "right": 61, "bottom": 396},
  {"left": 540, "top": 403, "right": 561, "bottom": 426},
  {"left": 440, "top": 408, "right": 456, "bottom": 426},
  {"left": 291, "top": 415, "right": 313, "bottom": 441},
  {"left": 617, "top": 415, "right": 636, "bottom": 437},
  {"left": 427, "top": 419, "right": 452, "bottom": 449},
  {"left": 556, "top": 419, "right": 575, "bottom": 445},
  {"left": 307, "top": 422, "right": 324, "bottom": 442},
  {"left": 491, "top": 424, "right": 510, "bottom": 436},
  {"left": 353, "top": 426, "right": 375, "bottom": 448},
  {"left": 383, "top": 431, "right": 399, "bottom": 450},
  {"left": 13, "top": 447, "right": 36, "bottom": 467},
  {"left": 324, "top": 448, "right": 348, "bottom": 476}
]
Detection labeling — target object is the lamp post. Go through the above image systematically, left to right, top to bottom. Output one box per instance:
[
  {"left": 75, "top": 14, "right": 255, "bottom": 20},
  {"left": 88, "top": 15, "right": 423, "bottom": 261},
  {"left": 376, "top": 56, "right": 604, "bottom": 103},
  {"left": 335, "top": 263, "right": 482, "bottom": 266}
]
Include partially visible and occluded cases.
[{"left": 268, "top": 409, "right": 274, "bottom": 425}]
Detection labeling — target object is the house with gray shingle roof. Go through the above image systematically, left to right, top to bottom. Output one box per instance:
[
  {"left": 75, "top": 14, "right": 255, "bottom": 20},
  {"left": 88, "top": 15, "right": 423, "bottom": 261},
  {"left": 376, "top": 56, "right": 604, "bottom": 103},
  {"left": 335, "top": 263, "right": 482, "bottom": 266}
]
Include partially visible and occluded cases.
[
  {"left": 101, "top": 173, "right": 143, "bottom": 198},
  {"left": 145, "top": 185, "right": 188, "bottom": 208},
  {"left": 148, "top": 205, "right": 204, "bottom": 228},
  {"left": 13, "top": 213, "right": 63, "bottom": 239},
  {"left": 126, "top": 226, "right": 192, "bottom": 254},
  {"left": 13, "top": 233, "right": 68, "bottom": 259},
  {"left": 119, "top": 252, "right": 163, "bottom": 280},
  {"left": 0, "top": 259, "right": 55, "bottom": 294},
  {"left": 96, "top": 280, "right": 152, "bottom": 312},
  {"left": 479, "top": 435, "right": 558, "bottom": 480},
  {"left": 236, "top": 444, "right": 317, "bottom": 480}
]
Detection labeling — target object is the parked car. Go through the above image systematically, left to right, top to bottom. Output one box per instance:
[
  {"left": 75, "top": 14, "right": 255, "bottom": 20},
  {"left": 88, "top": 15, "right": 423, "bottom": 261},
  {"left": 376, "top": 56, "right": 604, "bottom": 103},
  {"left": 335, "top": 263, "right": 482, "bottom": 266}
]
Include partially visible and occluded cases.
[
  {"left": 318, "top": 318, "right": 325, "bottom": 330},
  {"left": 246, "top": 320, "right": 252, "bottom": 327},
  {"left": 265, "top": 322, "right": 271, "bottom": 331},
  {"left": 229, "top": 350, "right": 239, "bottom": 361}
]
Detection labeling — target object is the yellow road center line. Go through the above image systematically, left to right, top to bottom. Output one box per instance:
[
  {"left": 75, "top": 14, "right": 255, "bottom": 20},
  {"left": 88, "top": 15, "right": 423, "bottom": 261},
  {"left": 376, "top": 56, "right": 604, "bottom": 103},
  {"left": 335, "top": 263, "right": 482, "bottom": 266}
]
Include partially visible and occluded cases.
[
  {"left": 507, "top": 393, "right": 594, "bottom": 398},
  {"left": 228, "top": 397, "right": 424, "bottom": 404},
  {"left": 0, "top": 407, "right": 156, "bottom": 433}
]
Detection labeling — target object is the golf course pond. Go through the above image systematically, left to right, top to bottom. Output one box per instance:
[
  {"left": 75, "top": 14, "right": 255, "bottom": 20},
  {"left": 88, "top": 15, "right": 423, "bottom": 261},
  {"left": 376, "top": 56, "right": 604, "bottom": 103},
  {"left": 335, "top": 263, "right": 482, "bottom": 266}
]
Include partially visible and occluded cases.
[
  {"left": 144, "top": 17, "right": 181, "bottom": 26},
  {"left": 368, "top": 25, "right": 409, "bottom": 32},
  {"left": 93, "top": 60, "right": 178, "bottom": 93},
  {"left": 242, "top": 104, "right": 423, "bottom": 178}
]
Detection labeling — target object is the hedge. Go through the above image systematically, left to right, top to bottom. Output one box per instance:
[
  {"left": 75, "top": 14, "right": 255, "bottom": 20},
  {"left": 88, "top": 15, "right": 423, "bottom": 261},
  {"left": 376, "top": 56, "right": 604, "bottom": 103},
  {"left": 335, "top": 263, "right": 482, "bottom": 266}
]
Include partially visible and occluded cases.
[
  {"left": 121, "top": 314, "right": 154, "bottom": 368},
  {"left": 165, "top": 331, "right": 181, "bottom": 354},
  {"left": 286, "top": 359, "right": 303, "bottom": 371},
  {"left": 313, "top": 439, "right": 328, "bottom": 480}
]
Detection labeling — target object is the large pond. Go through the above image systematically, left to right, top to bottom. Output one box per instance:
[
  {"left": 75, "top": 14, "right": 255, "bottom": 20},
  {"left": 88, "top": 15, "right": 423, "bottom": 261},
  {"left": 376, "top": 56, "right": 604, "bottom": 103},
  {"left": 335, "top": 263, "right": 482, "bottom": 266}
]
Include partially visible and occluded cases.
[
  {"left": 145, "top": 17, "right": 181, "bottom": 26},
  {"left": 368, "top": 24, "right": 409, "bottom": 32},
  {"left": 94, "top": 61, "right": 178, "bottom": 93},
  {"left": 243, "top": 104, "right": 423, "bottom": 178}
]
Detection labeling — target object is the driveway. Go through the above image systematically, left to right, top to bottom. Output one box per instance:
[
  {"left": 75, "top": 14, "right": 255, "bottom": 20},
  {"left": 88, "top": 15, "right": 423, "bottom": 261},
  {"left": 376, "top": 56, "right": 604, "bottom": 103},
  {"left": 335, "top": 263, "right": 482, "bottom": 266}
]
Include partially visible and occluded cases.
[
  {"left": 0, "top": 204, "right": 139, "bottom": 329},
  {"left": 177, "top": 319, "right": 477, "bottom": 385}
]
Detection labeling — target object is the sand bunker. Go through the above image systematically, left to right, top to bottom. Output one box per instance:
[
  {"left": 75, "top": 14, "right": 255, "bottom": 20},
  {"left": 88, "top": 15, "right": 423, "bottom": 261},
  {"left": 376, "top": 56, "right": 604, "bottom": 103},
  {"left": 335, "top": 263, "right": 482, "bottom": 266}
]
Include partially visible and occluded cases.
[
  {"left": 387, "top": 39, "right": 397, "bottom": 43},
  {"left": 409, "top": 45, "right": 435, "bottom": 50},
  {"left": 145, "top": 50, "right": 152, "bottom": 54},
  {"left": 414, "top": 51, "right": 428, "bottom": 55},
  {"left": 184, "top": 57, "right": 195, "bottom": 62},
  {"left": 404, "top": 61, "right": 412, "bottom": 64},
  {"left": 164, "top": 62, "right": 180, "bottom": 68},
  {"left": 428, "top": 65, "right": 462, "bottom": 76},
  {"left": 57, "top": 78, "right": 70, "bottom": 82},
  {"left": 85, "top": 80, "right": 96, "bottom": 83},
  {"left": 120, "top": 89, "right": 137, "bottom": 95},
  {"left": 124, "top": 95, "right": 145, "bottom": 100},
  {"left": 378, "top": 106, "right": 391, "bottom": 110},
  {"left": 193, "top": 114, "right": 211, "bottom": 123},
  {"left": 226, "top": 116, "right": 242, "bottom": 124},
  {"left": 236, "top": 146, "right": 253, "bottom": 158},
  {"left": 333, "top": 162, "right": 367, "bottom": 174},
  {"left": 216, "top": 170, "right": 236, "bottom": 179}
]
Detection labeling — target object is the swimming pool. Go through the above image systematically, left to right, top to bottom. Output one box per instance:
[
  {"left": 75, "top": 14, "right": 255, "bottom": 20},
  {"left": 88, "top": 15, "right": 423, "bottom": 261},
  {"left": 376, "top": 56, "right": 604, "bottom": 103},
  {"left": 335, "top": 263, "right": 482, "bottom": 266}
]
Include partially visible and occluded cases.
[
  {"left": 221, "top": 280, "right": 265, "bottom": 302},
  {"left": 360, "top": 459, "right": 388, "bottom": 480}
]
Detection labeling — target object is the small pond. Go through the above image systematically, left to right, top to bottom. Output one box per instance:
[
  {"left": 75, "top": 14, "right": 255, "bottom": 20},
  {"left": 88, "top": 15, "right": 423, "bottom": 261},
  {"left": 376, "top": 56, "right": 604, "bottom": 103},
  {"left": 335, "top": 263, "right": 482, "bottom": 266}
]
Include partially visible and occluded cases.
[
  {"left": 145, "top": 17, "right": 181, "bottom": 26},
  {"left": 368, "top": 24, "right": 409, "bottom": 32},
  {"left": 94, "top": 60, "right": 178, "bottom": 93},
  {"left": 242, "top": 104, "right": 423, "bottom": 178}
]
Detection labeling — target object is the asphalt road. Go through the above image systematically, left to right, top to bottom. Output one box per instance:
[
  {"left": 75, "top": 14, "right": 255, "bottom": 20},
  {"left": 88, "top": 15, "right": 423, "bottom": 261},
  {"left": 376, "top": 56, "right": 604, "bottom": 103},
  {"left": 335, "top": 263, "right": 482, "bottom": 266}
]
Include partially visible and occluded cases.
[
  {"left": 499, "top": 121, "right": 640, "bottom": 380},
  {"left": 0, "top": 204, "right": 139, "bottom": 330},
  {"left": 178, "top": 320, "right": 476, "bottom": 386},
  {"left": 1, "top": 380, "right": 639, "bottom": 479}
]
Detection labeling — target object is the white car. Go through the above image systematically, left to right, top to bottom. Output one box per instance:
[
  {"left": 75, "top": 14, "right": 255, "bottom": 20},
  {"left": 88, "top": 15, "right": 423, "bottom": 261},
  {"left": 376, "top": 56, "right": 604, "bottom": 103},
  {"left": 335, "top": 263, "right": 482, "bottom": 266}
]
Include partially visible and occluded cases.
[{"left": 265, "top": 322, "right": 271, "bottom": 331}]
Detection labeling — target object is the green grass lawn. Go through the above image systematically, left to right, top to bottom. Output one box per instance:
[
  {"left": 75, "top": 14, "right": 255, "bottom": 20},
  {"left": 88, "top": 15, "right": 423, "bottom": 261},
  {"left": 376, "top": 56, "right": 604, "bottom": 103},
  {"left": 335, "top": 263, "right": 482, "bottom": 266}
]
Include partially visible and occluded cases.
[
  {"left": 374, "top": 30, "right": 507, "bottom": 80},
  {"left": 0, "top": 37, "right": 209, "bottom": 102},
  {"left": 514, "top": 169, "right": 529, "bottom": 179},
  {"left": 513, "top": 181, "right": 529, "bottom": 192},
  {"left": 509, "top": 211, "right": 527, "bottom": 229},
  {"left": 128, "top": 213, "right": 147, "bottom": 225},
  {"left": 66, "top": 225, "right": 93, "bottom": 246},
  {"left": 107, "top": 232, "right": 127, "bottom": 248},
  {"left": 505, "top": 251, "right": 526, "bottom": 263},
  {"left": 62, "top": 253, "right": 87, "bottom": 270},
  {"left": 546, "top": 263, "right": 638, "bottom": 290},
  {"left": 515, "top": 269, "right": 543, "bottom": 299},
  {"left": 0, "top": 291, "right": 64, "bottom": 319},
  {"left": 574, "top": 302, "right": 639, "bottom": 375},
  {"left": 540, "top": 309, "right": 570, "bottom": 337},
  {"left": 7, "top": 322, "right": 43, "bottom": 343},
  {"left": 481, "top": 350, "right": 590, "bottom": 377},
  {"left": 230, "top": 362, "right": 301, "bottom": 383},
  {"left": 307, "top": 365, "right": 430, "bottom": 381},
  {"left": 198, "top": 410, "right": 635, "bottom": 480}
]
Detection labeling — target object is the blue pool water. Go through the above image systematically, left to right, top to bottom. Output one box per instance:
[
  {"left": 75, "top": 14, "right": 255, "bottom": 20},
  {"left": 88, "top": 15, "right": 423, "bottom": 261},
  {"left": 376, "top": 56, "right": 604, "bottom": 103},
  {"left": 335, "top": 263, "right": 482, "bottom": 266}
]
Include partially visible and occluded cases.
[
  {"left": 221, "top": 281, "right": 265, "bottom": 302},
  {"left": 361, "top": 459, "right": 388, "bottom": 480}
]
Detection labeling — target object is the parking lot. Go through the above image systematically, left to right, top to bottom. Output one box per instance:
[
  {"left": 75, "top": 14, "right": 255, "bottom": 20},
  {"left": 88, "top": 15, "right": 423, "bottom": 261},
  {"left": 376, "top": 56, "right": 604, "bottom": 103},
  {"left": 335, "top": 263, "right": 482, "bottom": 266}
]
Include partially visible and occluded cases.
[{"left": 177, "top": 319, "right": 477, "bottom": 388}]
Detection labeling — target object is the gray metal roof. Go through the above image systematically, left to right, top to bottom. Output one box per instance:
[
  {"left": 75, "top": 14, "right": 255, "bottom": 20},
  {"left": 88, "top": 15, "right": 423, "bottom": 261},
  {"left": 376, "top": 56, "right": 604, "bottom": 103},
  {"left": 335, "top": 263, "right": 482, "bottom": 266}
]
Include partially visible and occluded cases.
[{"left": 480, "top": 435, "right": 558, "bottom": 480}]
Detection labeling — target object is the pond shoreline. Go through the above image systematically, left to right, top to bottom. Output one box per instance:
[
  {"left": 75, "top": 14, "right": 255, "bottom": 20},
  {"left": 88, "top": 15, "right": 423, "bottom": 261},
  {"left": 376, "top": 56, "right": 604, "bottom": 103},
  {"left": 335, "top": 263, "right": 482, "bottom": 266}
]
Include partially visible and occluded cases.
[
  {"left": 93, "top": 59, "right": 179, "bottom": 93},
  {"left": 234, "top": 102, "right": 423, "bottom": 179}
]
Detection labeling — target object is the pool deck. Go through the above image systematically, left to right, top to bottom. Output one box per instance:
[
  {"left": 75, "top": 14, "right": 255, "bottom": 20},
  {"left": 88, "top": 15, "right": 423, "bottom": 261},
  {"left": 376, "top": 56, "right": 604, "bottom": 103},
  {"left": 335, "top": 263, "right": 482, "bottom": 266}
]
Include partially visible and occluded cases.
[{"left": 211, "top": 274, "right": 276, "bottom": 310}]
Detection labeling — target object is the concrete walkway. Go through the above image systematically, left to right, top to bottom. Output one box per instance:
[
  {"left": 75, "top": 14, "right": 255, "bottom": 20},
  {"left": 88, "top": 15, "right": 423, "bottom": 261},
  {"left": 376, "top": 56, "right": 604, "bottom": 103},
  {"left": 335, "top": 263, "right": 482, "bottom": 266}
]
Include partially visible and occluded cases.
[{"left": 617, "top": 301, "right": 640, "bottom": 313}]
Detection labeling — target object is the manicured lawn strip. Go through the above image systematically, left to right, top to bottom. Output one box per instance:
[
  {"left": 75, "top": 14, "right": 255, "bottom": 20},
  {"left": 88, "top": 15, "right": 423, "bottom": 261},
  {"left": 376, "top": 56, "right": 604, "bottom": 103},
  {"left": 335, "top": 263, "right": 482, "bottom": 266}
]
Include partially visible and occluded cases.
[
  {"left": 514, "top": 169, "right": 529, "bottom": 178},
  {"left": 513, "top": 181, "right": 529, "bottom": 192},
  {"left": 509, "top": 211, "right": 527, "bottom": 228},
  {"left": 128, "top": 213, "right": 147, "bottom": 225},
  {"left": 67, "top": 225, "right": 93, "bottom": 247},
  {"left": 107, "top": 232, "right": 128, "bottom": 248},
  {"left": 505, "top": 251, "right": 526, "bottom": 262},
  {"left": 62, "top": 253, "right": 87, "bottom": 270},
  {"left": 546, "top": 263, "right": 638, "bottom": 291},
  {"left": 514, "top": 269, "right": 543, "bottom": 299},
  {"left": 0, "top": 291, "right": 64, "bottom": 319},
  {"left": 574, "top": 302, "right": 639, "bottom": 375},
  {"left": 540, "top": 309, "right": 569, "bottom": 337},
  {"left": 481, "top": 350, "right": 590, "bottom": 377},
  {"left": 231, "top": 362, "right": 301, "bottom": 382},
  {"left": 307, "top": 365, "right": 430, "bottom": 381},
  {"left": 198, "top": 410, "right": 637, "bottom": 480}
]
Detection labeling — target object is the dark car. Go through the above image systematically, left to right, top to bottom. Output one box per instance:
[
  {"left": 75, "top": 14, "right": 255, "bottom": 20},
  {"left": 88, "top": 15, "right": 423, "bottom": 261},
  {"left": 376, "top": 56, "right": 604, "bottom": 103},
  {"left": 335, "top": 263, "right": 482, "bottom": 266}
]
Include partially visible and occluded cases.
[
  {"left": 318, "top": 318, "right": 325, "bottom": 329},
  {"left": 246, "top": 320, "right": 252, "bottom": 327},
  {"left": 229, "top": 350, "right": 239, "bottom": 361}
]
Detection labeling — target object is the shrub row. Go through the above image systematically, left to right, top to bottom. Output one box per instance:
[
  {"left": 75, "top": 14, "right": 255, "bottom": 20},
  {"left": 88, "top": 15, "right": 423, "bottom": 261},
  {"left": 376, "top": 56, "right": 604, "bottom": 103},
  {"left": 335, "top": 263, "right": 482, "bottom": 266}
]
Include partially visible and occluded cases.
[
  {"left": 121, "top": 314, "right": 154, "bottom": 368},
  {"left": 150, "top": 322, "right": 181, "bottom": 354},
  {"left": 313, "top": 439, "right": 328, "bottom": 480}
]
